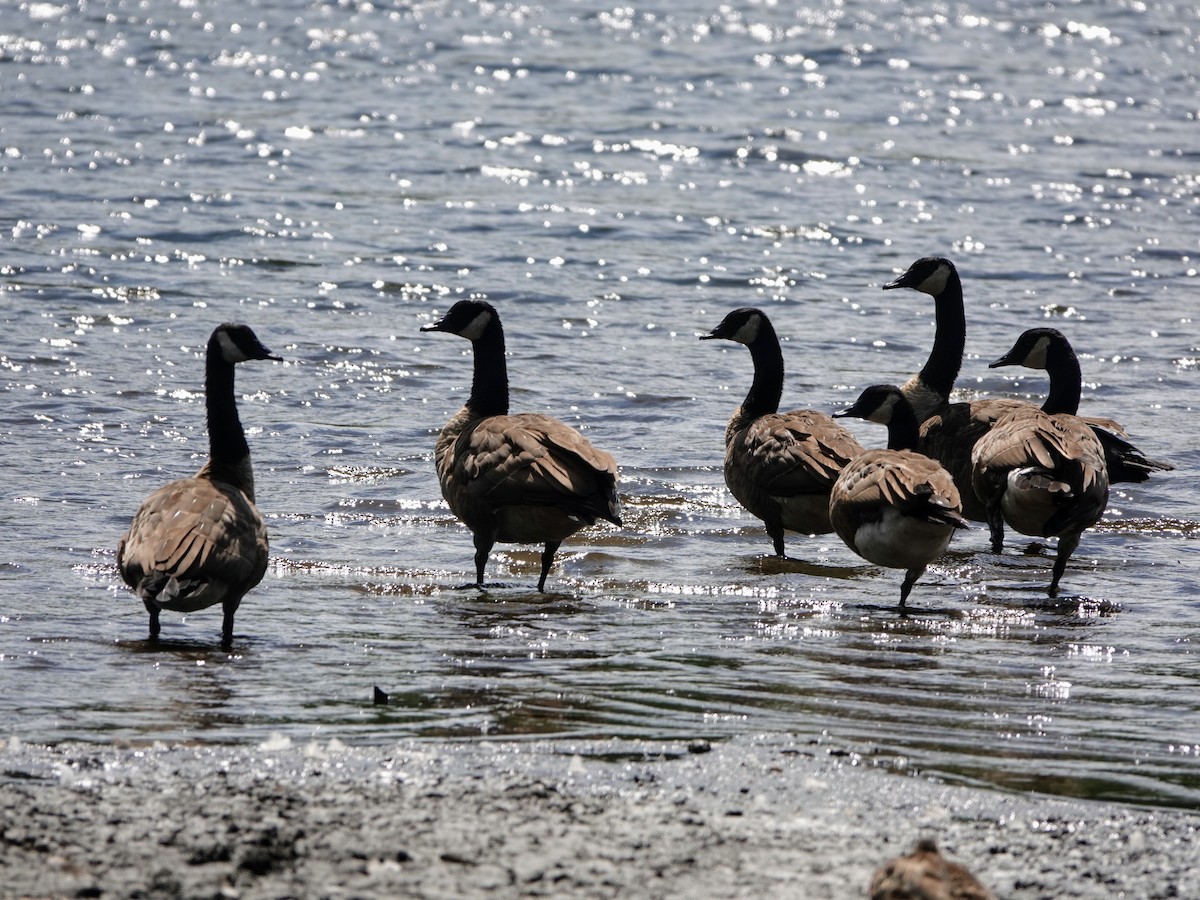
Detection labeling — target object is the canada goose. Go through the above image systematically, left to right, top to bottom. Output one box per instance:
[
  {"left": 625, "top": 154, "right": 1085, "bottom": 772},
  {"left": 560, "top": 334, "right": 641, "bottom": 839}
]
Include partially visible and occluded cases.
[
  {"left": 882, "top": 256, "right": 1031, "bottom": 521},
  {"left": 421, "top": 299, "right": 621, "bottom": 591},
  {"left": 700, "top": 307, "right": 864, "bottom": 557},
  {"left": 117, "top": 323, "right": 280, "bottom": 648},
  {"left": 989, "top": 327, "right": 1173, "bottom": 483},
  {"left": 831, "top": 385, "right": 969, "bottom": 606},
  {"left": 971, "top": 404, "right": 1109, "bottom": 596},
  {"left": 869, "top": 838, "right": 996, "bottom": 900}
]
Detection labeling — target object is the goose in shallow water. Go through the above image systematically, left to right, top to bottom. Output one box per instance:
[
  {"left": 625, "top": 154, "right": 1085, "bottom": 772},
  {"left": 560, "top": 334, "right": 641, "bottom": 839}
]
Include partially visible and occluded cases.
[
  {"left": 882, "top": 256, "right": 1029, "bottom": 521},
  {"left": 421, "top": 299, "right": 621, "bottom": 591},
  {"left": 700, "top": 307, "right": 864, "bottom": 558},
  {"left": 117, "top": 323, "right": 280, "bottom": 648},
  {"left": 988, "top": 326, "right": 1173, "bottom": 484},
  {"left": 972, "top": 336, "right": 1111, "bottom": 595},
  {"left": 831, "top": 385, "right": 968, "bottom": 607}
]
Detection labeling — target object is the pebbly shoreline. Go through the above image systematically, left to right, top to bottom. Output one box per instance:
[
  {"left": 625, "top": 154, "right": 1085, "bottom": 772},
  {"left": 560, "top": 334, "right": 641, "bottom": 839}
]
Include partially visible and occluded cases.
[{"left": 1, "top": 734, "right": 1196, "bottom": 899}]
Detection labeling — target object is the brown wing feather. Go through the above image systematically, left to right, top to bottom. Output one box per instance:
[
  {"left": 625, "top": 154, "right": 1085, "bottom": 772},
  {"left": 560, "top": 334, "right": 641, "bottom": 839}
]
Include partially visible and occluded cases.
[
  {"left": 918, "top": 397, "right": 1033, "bottom": 520},
  {"left": 733, "top": 409, "right": 863, "bottom": 497},
  {"left": 971, "top": 409, "right": 1109, "bottom": 536},
  {"left": 975, "top": 409, "right": 1106, "bottom": 479},
  {"left": 444, "top": 413, "right": 621, "bottom": 525},
  {"left": 1075, "top": 413, "right": 1128, "bottom": 437},
  {"left": 831, "top": 450, "right": 960, "bottom": 527},
  {"left": 118, "top": 476, "right": 268, "bottom": 611}
]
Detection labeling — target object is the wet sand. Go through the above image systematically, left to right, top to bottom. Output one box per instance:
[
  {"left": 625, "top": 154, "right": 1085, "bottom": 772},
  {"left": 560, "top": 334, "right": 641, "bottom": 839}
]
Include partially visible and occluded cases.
[{"left": 1, "top": 734, "right": 1196, "bottom": 899}]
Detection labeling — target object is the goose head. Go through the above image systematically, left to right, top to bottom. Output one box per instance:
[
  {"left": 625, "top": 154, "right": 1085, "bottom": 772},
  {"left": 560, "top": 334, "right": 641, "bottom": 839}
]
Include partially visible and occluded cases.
[
  {"left": 882, "top": 256, "right": 958, "bottom": 297},
  {"left": 421, "top": 299, "right": 501, "bottom": 342},
  {"left": 699, "top": 307, "right": 769, "bottom": 346},
  {"left": 212, "top": 323, "right": 282, "bottom": 364},
  {"left": 989, "top": 327, "right": 1069, "bottom": 371},
  {"left": 834, "top": 384, "right": 907, "bottom": 427}
]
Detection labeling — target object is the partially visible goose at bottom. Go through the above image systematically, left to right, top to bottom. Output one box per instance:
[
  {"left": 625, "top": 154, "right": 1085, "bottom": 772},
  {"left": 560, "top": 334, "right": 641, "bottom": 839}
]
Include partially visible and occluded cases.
[
  {"left": 421, "top": 299, "right": 621, "bottom": 592},
  {"left": 700, "top": 307, "right": 864, "bottom": 559},
  {"left": 117, "top": 323, "right": 281, "bottom": 649},
  {"left": 988, "top": 326, "right": 1173, "bottom": 484},
  {"left": 831, "top": 385, "right": 969, "bottom": 607},
  {"left": 869, "top": 838, "right": 997, "bottom": 900}
]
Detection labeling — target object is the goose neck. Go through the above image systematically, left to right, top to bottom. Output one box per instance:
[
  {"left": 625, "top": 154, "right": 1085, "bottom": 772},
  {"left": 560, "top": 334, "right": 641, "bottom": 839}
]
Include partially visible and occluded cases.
[
  {"left": 919, "top": 272, "right": 966, "bottom": 401},
  {"left": 466, "top": 324, "right": 510, "bottom": 418},
  {"left": 741, "top": 328, "right": 784, "bottom": 418},
  {"left": 1040, "top": 344, "right": 1082, "bottom": 415},
  {"left": 204, "top": 348, "right": 254, "bottom": 495},
  {"left": 885, "top": 400, "right": 922, "bottom": 452}
]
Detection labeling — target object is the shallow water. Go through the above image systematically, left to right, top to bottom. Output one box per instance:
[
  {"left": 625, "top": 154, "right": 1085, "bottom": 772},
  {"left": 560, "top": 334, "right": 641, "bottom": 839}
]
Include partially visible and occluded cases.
[{"left": 2, "top": 0, "right": 1199, "bottom": 809}]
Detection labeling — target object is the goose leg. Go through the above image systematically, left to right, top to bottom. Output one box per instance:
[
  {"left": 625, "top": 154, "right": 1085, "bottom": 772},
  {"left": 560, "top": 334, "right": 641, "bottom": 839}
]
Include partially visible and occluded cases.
[
  {"left": 985, "top": 498, "right": 1006, "bottom": 554},
  {"left": 767, "top": 523, "right": 786, "bottom": 558},
  {"left": 1049, "top": 531, "right": 1081, "bottom": 596},
  {"left": 472, "top": 533, "right": 494, "bottom": 587},
  {"left": 538, "top": 541, "right": 562, "bottom": 592},
  {"left": 899, "top": 566, "right": 925, "bottom": 609},
  {"left": 221, "top": 599, "right": 239, "bottom": 650},
  {"left": 145, "top": 602, "right": 160, "bottom": 641}
]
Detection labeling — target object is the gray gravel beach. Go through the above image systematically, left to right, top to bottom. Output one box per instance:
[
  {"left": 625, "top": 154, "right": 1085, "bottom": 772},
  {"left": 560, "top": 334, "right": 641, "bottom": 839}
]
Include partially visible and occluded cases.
[{"left": 2, "top": 734, "right": 1196, "bottom": 899}]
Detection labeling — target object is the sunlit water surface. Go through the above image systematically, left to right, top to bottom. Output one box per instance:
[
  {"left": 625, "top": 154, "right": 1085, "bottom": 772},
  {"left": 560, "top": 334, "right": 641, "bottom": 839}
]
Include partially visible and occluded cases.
[{"left": 2, "top": 0, "right": 1199, "bottom": 809}]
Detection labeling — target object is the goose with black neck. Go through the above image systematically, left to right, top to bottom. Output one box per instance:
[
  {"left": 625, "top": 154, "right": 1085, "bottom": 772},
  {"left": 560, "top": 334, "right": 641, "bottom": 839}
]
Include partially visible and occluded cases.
[
  {"left": 421, "top": 300, "right": 622, "bottom": 592},
  {"left": 700, "top": 307, "right": 864, "bottom": 560},
  {"left": 117, "top": 323, "right": 280, "bottom": 649},
  {"left": 831, "top": 385, "right": 969, "bottom": 607}
]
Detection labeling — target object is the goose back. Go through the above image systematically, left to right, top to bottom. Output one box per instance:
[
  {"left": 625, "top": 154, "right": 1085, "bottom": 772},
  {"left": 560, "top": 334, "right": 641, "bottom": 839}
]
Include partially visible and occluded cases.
[
  {"left": 917, "top": 397, "right": 1032, "bottom": 521},
  {"left": 971, "top": 406, "right": 1109, "bottom": 594},
  {"left": 436, "top": 407, "right": 622, "bottom": 546},
  {"left": 724, "top": 407, "right": 863, "bottom": 539},
  {"left": 971, "top": 408, "right": 1109, "bottom": 541},
  {"left": 830, "top": 448, "right": 965, "bottom": 570},
  {"left": 118, "top": 476, "right": 268, "bottom": 613}
]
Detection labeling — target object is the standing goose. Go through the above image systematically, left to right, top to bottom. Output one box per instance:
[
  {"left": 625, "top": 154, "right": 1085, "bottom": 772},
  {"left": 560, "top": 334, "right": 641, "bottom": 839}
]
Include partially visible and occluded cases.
[
  {"left": 883, "top": 256, "right": 1031, "bottom": 521},
  {"left": 421, "top": 299, "right": 621, "bottom": 591},
  {"left": 700, "top": 307, "right": 864, "bottom": 558},
  {"left": 117, "top": 323, "right": 280, "bottom": 648},
  {"left": 988, "top": 327, "right": 1173, "bottom": 483},
  {"left": 831, "top": 385, "right": 969, "bottom": 607},
  {"left": 970, "top": 401, "right": 1109, "bottom": 595}
]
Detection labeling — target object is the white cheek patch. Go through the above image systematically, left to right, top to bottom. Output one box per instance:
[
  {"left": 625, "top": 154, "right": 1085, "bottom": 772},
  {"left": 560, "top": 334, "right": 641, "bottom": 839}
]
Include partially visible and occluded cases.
[
  {"left": 917, "top": 263, "right": 951, "bottom": 296},
  {"left": 459, "top": 309, "right": 493, "bottom": 341},
  {"left": 731, "top": 314, "right": 761, "bottom": 345},
  {"left": 216, "top": 330, "right": 250, "bottom": 363},
  {"left": 1024, "top": 335, "right": 1051, "bottom": 369},
  {"left": 869, "top": 392, "right": 899, "bottom": 425}
]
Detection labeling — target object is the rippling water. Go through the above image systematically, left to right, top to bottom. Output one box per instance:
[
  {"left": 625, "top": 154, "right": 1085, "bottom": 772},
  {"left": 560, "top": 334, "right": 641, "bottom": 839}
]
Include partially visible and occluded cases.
[{"left": 3, "top": 0, "right": 1199, "bottom": 809}]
